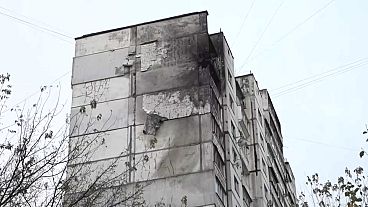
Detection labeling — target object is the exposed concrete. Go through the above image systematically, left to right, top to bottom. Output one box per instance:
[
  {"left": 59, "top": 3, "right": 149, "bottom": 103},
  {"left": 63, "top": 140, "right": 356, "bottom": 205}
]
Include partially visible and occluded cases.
[
  {"left": 140, "top": 41, "right": 168, "bottom": 71},
  {"left": 141, "top": 87, "right": 211, "bottom": 120},
  {"left": 142, "top": 113, "right": 167, "bottom": 135}
]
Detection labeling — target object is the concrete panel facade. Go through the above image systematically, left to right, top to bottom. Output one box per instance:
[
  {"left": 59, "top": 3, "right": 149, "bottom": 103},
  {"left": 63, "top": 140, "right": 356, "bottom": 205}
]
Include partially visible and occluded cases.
[
  {"left": 67, "top": 11, "right": 296, "bottom": 207},
  {"left": 68, "top": 11, "right": 222, "bottom": 207},
  {"left": 75, "top": 28, "right": 131, "bottom": 57},
  {"left": 72, "top": 48, "right": 130, "bottom": 84},
  {"left": 71, "top": 76, "right": 130, "bottom": 107},
  {"left": 70, "top": 98, "right": 129, "bottom": 137}
]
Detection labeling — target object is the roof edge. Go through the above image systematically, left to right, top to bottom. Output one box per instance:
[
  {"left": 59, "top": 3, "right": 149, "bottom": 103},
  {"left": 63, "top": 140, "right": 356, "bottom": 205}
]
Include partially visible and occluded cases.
[{"left": 75, "top": 11, "right": 208, "bottom": 40}]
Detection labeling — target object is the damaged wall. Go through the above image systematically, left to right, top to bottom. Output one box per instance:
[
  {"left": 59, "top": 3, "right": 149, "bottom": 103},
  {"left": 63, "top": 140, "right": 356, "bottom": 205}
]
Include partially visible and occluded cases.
[{"left": 68, "top": 11, "right": 224, "bottom": 207}]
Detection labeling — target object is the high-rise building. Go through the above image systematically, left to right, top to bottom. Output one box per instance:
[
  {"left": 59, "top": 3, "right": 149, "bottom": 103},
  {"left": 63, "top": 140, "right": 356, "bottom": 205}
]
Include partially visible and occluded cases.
[{"left": 66, "top": 11, "right": 296, "bottom": 207}]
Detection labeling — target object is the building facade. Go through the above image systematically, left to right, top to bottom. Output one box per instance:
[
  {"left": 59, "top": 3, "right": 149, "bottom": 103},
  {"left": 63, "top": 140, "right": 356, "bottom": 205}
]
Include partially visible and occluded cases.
[{"left": 67, "top": 11, "right": 296, "bottom": 207}]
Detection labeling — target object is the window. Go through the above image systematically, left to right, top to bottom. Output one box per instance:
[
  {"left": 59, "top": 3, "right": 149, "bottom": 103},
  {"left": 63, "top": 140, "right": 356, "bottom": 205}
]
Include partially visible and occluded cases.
[
  {"left": 228, "top": 70, "right": 233, "bottom": 88},
  {"left": 211, "top": 89, "right": 222, "bottom": 122},
  {"left": 229, "top": 95, "right": 234, "bottom": 112},
  {"left": 242, "top": 99, "right": 247, "bottom": 109},
  {"left": 258, "top": 109, "right": 263, "bottom": 126},
  {"left": 212, "top": 117, "right": 224, "bottom": 148},
  {"left": 231, "top": 121, "right": 236, "bottom": 138},
  {"left": 260, "top": 133, "right": 264, "bottom": 149},
  {"left": 233, "top": 147, "right": 238, "bottom": 163},
  {"left": 214, "top": 148, "right": 225, "bottom": 175},
  {"left": 262, "top": 159, "right": 267, "bottom": 172},
  {"left": 241, "top": 160, "right": 248, "bottom": 176},
  {"left": 234, "top": 176, "right": 239, "bottom": 195},
  {"left": 215, "top": 178, "right": 226, "bottom": 202},
  {"left": 264, "top": 184, "right": 268, "bottom": 197},
  {"left": 243, "top": 185, "right": 251, "bottom": 207}
]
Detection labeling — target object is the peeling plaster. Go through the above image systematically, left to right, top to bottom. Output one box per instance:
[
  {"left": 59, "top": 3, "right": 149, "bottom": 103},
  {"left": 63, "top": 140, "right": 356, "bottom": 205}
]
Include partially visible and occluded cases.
[
  {"left": 140, "top": 42, "right": 168, "bottom": 71},
  {"left": 142, "top": 89, "right": 204, "bottom": 120}
]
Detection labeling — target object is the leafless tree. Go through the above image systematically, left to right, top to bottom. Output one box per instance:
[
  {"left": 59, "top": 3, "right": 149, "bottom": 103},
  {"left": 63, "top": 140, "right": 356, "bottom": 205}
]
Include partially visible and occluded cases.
[{"left": 0, "top": 74, "right": 150, "bottom": 207}]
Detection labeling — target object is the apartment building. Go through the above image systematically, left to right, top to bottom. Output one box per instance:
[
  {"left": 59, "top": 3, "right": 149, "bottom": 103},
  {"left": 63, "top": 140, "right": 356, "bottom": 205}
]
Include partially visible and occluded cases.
[{"left": 66, "top": 11, "right": 296, "bottom": 207}]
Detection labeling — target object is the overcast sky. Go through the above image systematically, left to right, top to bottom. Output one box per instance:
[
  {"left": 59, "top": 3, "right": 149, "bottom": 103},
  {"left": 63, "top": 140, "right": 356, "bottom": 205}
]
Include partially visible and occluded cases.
[{"left": 1, "top": 0, "right": 368, "bottom": 197}]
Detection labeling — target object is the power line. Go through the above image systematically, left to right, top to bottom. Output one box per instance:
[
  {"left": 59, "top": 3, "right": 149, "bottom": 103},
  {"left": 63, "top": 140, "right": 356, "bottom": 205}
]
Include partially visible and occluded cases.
[
  {"left": 233, "top": 0, "right": 257, "bottom": 43},
  {"left": 249, "top": 0, "right": 336, "bottom": 62},
  {"left": 238, "top": 1, "right": 284, "bottom": 71},
  {"left": 0, "top": 6, "right": 74, "bottom": 37},
  {"left": 0, "top": 6, "right": 73, "bottom": 114},
  {"left": 0, "top": 8, "right": 73, "bottom": 44},
  {"left": 271, "top": 58, "right": 368, "bottom": 92},
  {"left": 273, "top": 59, "right": 368, "bottom": 97},
  {"left": 274, "top": 62, "right": 368, "bottom": 97},
  {"left": 287, "top": 137, "right": 359, "bottom": 152}
]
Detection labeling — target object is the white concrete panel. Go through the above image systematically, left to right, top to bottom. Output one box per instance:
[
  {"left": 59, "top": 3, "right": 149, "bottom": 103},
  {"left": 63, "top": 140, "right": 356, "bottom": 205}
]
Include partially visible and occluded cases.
[
  {"left": 75, "top": 29, "right": 131, "bottom": 56},
  {"left": 72, "top": 48, "right": 130, "bottom": 84},
  {"left": 71, "top": 76, "right": 130, "bottom": 107},
  {"left": 70, "top": 98, "right": 129, "bottom": 137},
  {"left": 69, "top": 128, "right": 130, "bottom": 164},
  {"left": 133, "top": 145, "right": 201, "bottom": 182},
  {"left": 67, "top": 156, "right": 129, "bottom": 192},
  {"left": 67, "top": 171, "right": 216, "bottom": 206},
  {"left": 139, "top": 172, "right": 215, "bottom": 206}
]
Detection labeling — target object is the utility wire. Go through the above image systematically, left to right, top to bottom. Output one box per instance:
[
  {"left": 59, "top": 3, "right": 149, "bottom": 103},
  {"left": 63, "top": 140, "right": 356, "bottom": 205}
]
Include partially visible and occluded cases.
[
  {"left": 233, "top": 0, "right": 257, "bottom": 43},
  {"left": 249, "top": 0, "right": 336, "bottom": 62},
  {"left": 238, "top": 1, "right": 284, "bottom": 71},
  {"left": 0, "top": 6, "right": 74, "bottom": 114},
  {"left": 0, "top": 6, "right": 74, "bottom": 38},
  {"left": 0, "top": 8, "right": 73, "bottom": 44},
  {"left": 271, "top": 58, "right": 368, "bottom": 92},
  {"left": 273, "top": 60, "right": 368, "bottom": 97},
  {"left": 274, "top": 63, "right": 368, "bottom": 97},
  {"left": 287, "top": 137, "right": 359, "bottom": 152}
]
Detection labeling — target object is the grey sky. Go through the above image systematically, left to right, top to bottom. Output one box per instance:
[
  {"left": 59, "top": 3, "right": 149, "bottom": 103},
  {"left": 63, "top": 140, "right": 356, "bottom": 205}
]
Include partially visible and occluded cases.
[{"left": 1, "top": 0, "right": 367, "bottom": 196}]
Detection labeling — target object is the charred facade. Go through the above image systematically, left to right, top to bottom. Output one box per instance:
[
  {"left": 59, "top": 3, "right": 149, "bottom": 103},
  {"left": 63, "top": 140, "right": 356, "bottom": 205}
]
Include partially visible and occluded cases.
[{"left": 67, "top": 11, "right": 296, "bottom": 207}]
